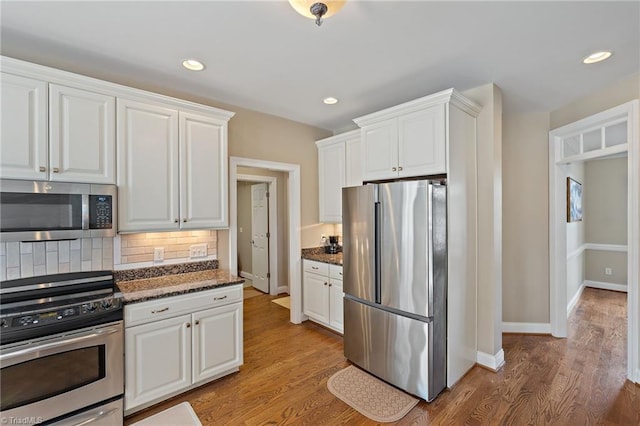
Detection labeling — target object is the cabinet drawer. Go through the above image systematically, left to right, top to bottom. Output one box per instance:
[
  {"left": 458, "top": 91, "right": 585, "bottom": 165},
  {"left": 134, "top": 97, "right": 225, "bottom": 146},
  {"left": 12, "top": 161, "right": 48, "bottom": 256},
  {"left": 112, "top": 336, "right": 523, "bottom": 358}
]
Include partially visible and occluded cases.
[
  {"left": 303, "top": 259, "right": 329, "bottom": 276},
  {"left": 329, "top": 264, "right": 343, "bottom": 280},
  {"left": 125, "top": 285, "right": 242, "bottom": 327}
]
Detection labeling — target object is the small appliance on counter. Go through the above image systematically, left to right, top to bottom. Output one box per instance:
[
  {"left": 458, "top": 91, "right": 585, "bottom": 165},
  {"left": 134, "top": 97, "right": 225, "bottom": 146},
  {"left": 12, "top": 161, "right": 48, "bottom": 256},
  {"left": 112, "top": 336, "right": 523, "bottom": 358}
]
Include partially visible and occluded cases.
[{"left": 324, "top": 235, "right": 341, "bottom": 254}]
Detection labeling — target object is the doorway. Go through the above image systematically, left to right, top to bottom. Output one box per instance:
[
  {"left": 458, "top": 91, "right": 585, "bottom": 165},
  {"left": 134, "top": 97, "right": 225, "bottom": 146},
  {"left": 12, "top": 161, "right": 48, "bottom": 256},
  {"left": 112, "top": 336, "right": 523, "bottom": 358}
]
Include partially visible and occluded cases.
[
  {"left": 549, "top": 100, "right": 639, "bottom": 383},
  {"left": 229, "top": 157, "right": 304, "bottom": 325},
  {"left": 236, "top": 177, "right": 277, "bottom": 294}
]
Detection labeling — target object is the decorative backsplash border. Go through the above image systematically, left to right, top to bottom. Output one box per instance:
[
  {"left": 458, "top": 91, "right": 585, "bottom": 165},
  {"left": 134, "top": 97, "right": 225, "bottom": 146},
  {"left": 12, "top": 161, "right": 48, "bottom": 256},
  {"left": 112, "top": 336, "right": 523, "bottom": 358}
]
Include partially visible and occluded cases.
[{"left": 113, "top": 259, "right": 218, "bottom": 282}]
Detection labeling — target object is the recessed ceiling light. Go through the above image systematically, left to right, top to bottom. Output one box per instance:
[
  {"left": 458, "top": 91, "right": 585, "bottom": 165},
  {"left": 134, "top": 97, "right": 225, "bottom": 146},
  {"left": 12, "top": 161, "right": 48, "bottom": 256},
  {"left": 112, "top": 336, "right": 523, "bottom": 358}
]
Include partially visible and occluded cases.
[
  {"left": 583, "top": 51, "right": 612, "bottom": 64},
  {"left": 182, "top": 59, "right": 205, "bottom": 71},
  {"left": 323, "top": 97, "right": 338, "bottom": 105}
]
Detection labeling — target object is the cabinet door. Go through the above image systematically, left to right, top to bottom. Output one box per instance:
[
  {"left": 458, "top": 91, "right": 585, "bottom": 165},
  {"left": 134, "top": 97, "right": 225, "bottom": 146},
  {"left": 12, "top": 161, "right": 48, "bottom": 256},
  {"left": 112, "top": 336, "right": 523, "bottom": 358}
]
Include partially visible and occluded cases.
[
  {"left": 0, "top": 73, "right": 48, "bottom": 180},
  {"left": 49, "top": 84, "right": 115, "bottom": 184},
  {"left": 117, "top": 99, "right": 179, "bottom": 232},
  {"left": 398, "top": 105, "right": 446, "bottom": 177},
  {"left": 179, "top": 111, "right": 228, "bottom": 228},
  {"left": 361, "top": 119, "right": 398, "bottom": 181},
  {"left": 345, "top": 136, "right": 363, "bottom": 187},
  {"left": 318, "top": 142, "right": 345, "bottom": 223},
  {"left": 303, "top": 271, "right": 330, "bottom": 324},
  {"left": 329, "top": 278, "right": 344, "bottom": 333},
  {"left": 192, "top": 302, "right": 243, "bottom": 383},
  {"left": 125, "top": 314, "right": 192, "bottom": 411}
]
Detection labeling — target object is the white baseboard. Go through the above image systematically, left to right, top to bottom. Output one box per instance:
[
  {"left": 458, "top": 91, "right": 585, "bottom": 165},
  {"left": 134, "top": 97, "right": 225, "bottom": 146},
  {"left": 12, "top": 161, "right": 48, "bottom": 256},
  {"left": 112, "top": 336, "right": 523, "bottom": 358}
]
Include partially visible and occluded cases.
[
  {"left": 239, "top": 271, "right": 254, "bottom": 280},
  {"left": 585, "top": 280, "right": 628, "bottom": 293},
  {"left": 567, "top": 282, "right": 586, "bottom": 315},
  {"left": 277, "top": 285, "right": 289, "bottom": 295},
  {"left": 502, "top": 322, "right": 551, "bottom": 334},
  {"left": 476, "top": 349, "right": 505, "bottom": 371},
  {"left": 635, "top": 368, "right": 640, "bottom": 384}
]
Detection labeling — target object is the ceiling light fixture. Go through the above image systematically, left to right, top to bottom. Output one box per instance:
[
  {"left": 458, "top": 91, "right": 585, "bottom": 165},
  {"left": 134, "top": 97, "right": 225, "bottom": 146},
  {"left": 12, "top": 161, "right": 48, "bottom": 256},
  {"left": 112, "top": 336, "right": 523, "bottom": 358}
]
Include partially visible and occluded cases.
[
  {"left": 288, "top": 0, "right": 346, "bottom": 26},
  {"left": 582, "top": 51, "right": 612, "bottom": 64},
  {"left": 182, "top": 59, "right": 205, "bottom": 71},
  {"left": 323, "top": 97, "right": 338, "bottom": 105}
]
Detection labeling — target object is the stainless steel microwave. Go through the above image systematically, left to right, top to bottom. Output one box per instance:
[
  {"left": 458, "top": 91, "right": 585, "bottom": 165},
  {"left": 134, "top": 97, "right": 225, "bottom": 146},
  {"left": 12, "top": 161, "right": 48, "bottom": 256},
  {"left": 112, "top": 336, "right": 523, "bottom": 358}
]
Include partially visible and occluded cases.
[{"left": 0, "top": 179, "right": 117, "bottom": 242}]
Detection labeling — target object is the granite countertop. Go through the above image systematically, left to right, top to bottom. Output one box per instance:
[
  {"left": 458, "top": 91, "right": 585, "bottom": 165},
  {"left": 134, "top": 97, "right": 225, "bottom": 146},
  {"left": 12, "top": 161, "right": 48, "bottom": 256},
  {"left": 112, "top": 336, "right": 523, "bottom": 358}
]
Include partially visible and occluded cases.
[
  {"left": 301, "top": 247, "right": 343, "bottom": 266},
  {"left": 117, "top": 269, "right": 244, "bottom": 304}
]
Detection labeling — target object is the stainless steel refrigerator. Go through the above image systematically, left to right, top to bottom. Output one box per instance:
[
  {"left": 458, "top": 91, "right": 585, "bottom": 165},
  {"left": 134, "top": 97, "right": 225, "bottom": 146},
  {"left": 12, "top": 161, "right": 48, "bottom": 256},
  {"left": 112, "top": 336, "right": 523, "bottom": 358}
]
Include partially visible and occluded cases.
[{"left": 342, "top": 179, "right": 447, "bottom": 401}]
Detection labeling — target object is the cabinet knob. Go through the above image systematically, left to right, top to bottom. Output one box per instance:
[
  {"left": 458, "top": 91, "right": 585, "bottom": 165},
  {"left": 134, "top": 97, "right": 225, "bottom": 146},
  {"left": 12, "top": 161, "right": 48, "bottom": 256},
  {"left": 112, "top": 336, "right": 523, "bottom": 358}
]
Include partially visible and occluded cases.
[
  {"left": 39, "top": 166, "right": 46, "bottom": 172},
  {"left": 398, "top": 166, "right": 403, "bottom": 171},
  {"left": 52, "top": 167, "right": 60, "bottom": 173},
  {"left": 392, "top": 167, "right": 397, "bottom": 172},
  {"left": 174, "top": 219, "right": 179, "bottom": 223},
  {"left": 183, "top": 219, "right": 187, "bottom": 223},
  {"left": 324, "top": 282, "right": 328, "bottom": 286},
  {"left": 328, "top": 283, "right": 332, "bottom": 287},
  {"left": 195, "top": 320, "right": 200, "bottom": 325},
  {"left": 186, "top": 323, "right": 191, "bottom": 328}
]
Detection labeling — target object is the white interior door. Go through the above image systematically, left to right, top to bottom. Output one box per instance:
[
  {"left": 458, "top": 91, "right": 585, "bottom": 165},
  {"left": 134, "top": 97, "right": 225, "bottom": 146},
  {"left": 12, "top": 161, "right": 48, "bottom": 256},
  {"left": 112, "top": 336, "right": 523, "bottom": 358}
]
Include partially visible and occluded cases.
[{"left": 251, "top": 183, "right": 269, "bottom": 293}]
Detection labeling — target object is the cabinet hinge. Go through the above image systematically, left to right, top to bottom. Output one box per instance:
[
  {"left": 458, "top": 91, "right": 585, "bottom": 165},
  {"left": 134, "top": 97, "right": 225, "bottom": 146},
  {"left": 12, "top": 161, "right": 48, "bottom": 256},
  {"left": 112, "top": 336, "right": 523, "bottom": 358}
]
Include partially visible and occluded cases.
[
  {"left": 266, "top": 191, "right": 270, "bottom": 198},
  {"left": 266, "top": 232, "right": 270, "bottom": 238},
  {"left": 267, "top": 272, "right": 271, "bottom": 278}
]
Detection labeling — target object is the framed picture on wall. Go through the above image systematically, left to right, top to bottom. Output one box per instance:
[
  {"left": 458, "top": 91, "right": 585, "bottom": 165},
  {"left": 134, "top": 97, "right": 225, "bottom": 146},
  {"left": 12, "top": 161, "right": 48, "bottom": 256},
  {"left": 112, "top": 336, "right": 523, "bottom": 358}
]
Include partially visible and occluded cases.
[{"left": 567, "top": 177, "right": 583, "bottom": 222}]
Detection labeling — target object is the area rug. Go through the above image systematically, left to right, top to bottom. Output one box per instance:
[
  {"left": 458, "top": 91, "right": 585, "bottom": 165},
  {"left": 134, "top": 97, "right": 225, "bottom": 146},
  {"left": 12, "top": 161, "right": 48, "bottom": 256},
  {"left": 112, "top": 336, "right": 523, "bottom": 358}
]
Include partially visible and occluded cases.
[
  {"left": 271, "top": 296, "right": 291, "bottom": 309},
  {"left": 327, "top": 365, "right": 419, "bottom": 423},
  {"left": 130, "top": 402, "right": 202, "bottom": 426}
]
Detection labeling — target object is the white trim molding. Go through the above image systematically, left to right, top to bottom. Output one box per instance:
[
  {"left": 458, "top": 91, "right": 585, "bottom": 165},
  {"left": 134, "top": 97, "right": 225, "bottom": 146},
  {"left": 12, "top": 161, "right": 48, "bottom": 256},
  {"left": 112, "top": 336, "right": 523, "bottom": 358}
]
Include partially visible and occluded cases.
[
  {"left": 584, "top": 243, "right": 628, "bottom": 252},
  {"left": 566, "top": 245, "right": 585, "bottom": 260},
  {"left": 239, "top": 271, "right": 254, "bottom": 280},
  {"left": 585, "top": 280, "right": 628, "bottom": 293},
  {"left": 567, "top": 282, "right": 586, "bottom": 315},
  {"left": 502, "top": 322, "right": 551, "bottom": 334},
  {"left": 476, "top": 349, "right": 505, "bottom": 371}
]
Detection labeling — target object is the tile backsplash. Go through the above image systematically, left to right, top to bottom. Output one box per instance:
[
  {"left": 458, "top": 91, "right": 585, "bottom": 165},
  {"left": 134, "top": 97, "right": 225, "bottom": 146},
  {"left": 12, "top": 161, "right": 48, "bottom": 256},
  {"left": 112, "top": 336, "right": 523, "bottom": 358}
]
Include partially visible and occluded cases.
[
  {"left": 118, "top": 230, "right": 217, "bottom": 266},
  {"left": 0, "top": 238, "right": 113, "bottom": 281}
]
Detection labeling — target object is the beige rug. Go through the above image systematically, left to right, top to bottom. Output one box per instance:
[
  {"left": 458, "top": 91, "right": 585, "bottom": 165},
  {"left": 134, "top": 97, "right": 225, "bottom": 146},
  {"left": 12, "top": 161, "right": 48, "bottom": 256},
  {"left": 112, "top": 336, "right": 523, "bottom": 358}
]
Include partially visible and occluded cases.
[
  {"left": 271, "top": 295, "right": 290, "bottom": 309},
  {"left": 327, "top": 366, "right": 419, "bottom": 423},
  {"left": 130, "top": 402, "right": 202, "bottom": 426}
]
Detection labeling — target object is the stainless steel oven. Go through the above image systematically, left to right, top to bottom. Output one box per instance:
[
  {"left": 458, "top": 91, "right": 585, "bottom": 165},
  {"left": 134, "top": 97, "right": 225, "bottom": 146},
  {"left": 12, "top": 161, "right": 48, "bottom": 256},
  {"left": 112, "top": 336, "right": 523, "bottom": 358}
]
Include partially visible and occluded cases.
[
  {"left": 0, "top": 179, "right": 116, "bottom": 242},
  {"left": 0, "top": 271, "right": 124, "bottom": 425}
]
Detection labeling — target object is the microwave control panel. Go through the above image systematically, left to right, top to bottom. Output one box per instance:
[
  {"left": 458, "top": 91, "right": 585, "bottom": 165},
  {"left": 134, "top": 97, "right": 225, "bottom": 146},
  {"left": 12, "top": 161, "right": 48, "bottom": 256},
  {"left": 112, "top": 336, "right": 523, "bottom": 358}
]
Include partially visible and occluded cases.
[{"left": 89, "top": 195, "right": 113, "bottom": 229}]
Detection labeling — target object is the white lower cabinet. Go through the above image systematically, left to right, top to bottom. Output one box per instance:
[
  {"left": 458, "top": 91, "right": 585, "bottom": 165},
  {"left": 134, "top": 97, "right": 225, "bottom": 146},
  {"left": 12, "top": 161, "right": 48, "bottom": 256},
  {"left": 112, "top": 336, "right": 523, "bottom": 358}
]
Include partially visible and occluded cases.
[
  {"left": 302, "top": 260, "right": 344, "bottom": 333},
  {"left": 124, "top": 285, "right": 242, "bottom": 414}
]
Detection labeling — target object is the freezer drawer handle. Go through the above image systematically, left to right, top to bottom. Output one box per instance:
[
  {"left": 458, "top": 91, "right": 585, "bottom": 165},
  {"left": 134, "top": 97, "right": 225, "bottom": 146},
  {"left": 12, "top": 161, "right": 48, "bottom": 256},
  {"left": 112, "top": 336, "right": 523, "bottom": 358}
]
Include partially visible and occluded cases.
[
  {"left": 214, "top": 295, "right": 228, "bottom": 301},
  {"left": 151, "top": 307, "right": 169, "bottom": 314}
]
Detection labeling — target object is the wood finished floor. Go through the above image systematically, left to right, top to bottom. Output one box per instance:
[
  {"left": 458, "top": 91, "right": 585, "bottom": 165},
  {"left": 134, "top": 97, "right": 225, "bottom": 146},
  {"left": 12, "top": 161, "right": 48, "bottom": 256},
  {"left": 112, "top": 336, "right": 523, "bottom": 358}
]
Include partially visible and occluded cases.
[{"left": 125, "top": 288, "right": 638, "bottom": 425}]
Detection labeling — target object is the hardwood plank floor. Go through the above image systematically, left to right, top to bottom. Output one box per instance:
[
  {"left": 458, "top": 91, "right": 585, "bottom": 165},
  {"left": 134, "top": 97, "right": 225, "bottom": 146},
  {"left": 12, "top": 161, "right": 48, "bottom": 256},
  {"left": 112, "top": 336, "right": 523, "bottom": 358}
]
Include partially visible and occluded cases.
[{"left": 125, "top": 287, "right": 638, "bottom": 425}]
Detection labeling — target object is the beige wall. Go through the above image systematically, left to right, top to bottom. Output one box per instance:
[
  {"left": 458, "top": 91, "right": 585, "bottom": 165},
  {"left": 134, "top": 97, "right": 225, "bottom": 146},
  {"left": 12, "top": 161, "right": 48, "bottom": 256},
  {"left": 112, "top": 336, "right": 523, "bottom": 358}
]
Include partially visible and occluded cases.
[
  {"left": 502, "top": 111, "right": 551, "bottom": 323},
  {"left": 584, "top": 157, "right": 628, "bottom": 286},
  {"left": 237, "top": 181, "right": 253, "bottom": 275}
]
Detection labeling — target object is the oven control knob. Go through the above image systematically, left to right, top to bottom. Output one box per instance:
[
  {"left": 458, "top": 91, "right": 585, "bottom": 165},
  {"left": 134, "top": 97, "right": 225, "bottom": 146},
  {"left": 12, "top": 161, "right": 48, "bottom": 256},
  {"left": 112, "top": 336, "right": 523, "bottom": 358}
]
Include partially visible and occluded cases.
[
  {"left": 101, "top": 300, "right": 113, "bottom": 309},
  {"left": 1, "top": 319, "right": 7, "bottom": 328}
]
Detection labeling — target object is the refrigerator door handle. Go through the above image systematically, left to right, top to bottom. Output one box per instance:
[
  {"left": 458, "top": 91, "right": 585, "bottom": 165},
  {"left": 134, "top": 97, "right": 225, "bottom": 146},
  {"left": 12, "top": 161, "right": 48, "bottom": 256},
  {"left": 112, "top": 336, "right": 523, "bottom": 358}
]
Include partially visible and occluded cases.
[
  {"left": 427, "top": 182, "right": 434, "bottom": 315},
  {"left": 374, "top": 199, "right": 381, "bottom": 304}
]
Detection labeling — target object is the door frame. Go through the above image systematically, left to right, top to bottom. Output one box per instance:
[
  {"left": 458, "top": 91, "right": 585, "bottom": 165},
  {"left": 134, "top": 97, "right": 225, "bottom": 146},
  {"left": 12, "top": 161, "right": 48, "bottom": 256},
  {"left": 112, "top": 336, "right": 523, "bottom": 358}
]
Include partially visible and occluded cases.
[
  {"left": 548, "top": 100, "right": 639, "bottom": 383},
  {"left": 229, "top": 156, "right": 304, "bottom": 324},
  {"left": 237, "top": 175, "right": 278, "bottom": 295}
]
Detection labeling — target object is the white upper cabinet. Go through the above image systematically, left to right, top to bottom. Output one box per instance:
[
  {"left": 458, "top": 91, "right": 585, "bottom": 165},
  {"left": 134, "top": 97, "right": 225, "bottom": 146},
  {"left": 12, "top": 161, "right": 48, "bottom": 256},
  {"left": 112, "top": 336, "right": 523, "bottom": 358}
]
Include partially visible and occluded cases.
[
  {"left": 0, "top": 73, "right": 116, "bottom": 183},
  {"left": 1, "top": 73, "right": 48, "bottom": 180},
  {"left": 49, "top": 84, "right": 116, "bottom": 183},
  {"left": 354, "top": 89, "right": 478, "bottom": 181},
  {"left": 117, "top": 99, "right": 180, "bottom": 232},
  {"left": 117, "top": 100, "right": 232, "bottom": 232},
  {"left": 179, "top": 111, "right": 228, "bottom": 229},
  {"left": 316, "top": 129, "right": 361, "bottom": 223}
]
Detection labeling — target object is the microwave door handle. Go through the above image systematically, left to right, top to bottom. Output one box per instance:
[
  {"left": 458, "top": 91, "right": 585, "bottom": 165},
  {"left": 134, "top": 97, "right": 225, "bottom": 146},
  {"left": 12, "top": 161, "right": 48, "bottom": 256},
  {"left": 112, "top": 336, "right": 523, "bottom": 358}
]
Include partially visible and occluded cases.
[
  {"left": 82, "top": 194, "right": 90, "bottom": 230},
  {"left": 0, "top": 326, "right": 120, "bottom": 361}
]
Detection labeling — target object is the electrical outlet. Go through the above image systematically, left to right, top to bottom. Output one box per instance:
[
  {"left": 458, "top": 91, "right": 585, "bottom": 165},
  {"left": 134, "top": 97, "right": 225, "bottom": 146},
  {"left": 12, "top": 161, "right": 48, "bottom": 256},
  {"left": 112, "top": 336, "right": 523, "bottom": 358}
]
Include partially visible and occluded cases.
[
  {"left": 321, "top": 234, "right": 327, "bottom": 244},
  {"left": 190, "top": 243, "right": 207, "bottom": 259},
  {"left": 153, "top": 247, "right": 164, "bottom": 262},
  {"left": 605, "top": 267, "right": 613, "bottom": 276}
]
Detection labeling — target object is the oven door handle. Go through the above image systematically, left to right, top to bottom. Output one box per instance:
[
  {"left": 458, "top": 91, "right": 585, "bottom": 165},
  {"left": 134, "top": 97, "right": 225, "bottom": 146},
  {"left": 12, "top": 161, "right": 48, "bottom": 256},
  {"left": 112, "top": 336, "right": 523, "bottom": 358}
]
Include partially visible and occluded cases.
[
  {"left": 0, "top": 326, "right": 121, "bottom": 361},
  {"left": 69, "top": 407, "right": 121, "bottom": 426}
]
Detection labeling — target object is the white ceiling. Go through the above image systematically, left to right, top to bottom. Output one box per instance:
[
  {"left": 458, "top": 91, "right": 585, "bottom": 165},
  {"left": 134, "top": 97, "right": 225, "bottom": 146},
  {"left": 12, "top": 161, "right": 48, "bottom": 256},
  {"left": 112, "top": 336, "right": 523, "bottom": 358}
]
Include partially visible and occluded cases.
[{"left": 1, "top": 1, "right": 638, "bottom": 132}]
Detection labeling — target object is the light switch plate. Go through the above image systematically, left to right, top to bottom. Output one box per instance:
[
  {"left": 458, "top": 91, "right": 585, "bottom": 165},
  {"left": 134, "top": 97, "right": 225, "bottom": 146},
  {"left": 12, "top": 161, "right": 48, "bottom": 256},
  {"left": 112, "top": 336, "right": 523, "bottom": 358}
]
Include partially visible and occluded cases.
[{"left": 190, "top": 244, "right": 207, "bottom": 259}]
